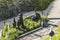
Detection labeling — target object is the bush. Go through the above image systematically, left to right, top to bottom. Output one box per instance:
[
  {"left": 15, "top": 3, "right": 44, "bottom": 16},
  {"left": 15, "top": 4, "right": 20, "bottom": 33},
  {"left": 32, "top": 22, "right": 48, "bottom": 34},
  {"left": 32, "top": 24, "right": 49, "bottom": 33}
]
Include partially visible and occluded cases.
[
  {"left": 24, "top": 14, "right": 48, "bottom": 30},
  {"left": 41, "top": 15, "right": 48, "bottom": 21},
  {"left": 24, "top": 18, "right": 41, "bottom": 30},
  {"left": 2, "top": 22, "right": 9, "bottom": 37},
  {"left": 0, "top": 23, "right": 24, "bottom": 40}
]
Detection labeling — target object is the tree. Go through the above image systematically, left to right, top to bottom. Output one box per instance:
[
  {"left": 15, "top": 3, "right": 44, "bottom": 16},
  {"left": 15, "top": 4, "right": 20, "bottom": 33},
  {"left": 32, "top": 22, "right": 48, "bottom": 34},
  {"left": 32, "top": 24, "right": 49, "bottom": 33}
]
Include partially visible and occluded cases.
[
  {"left": 4, "top": 0, "right": 8, "bottom": 9},
  {"left": 17, "top": 0, "right": 34, "bottom": 12},
  {"left": 30, "top": 0, "right": 53, "bottom": 27},
  {"left": 31, "top": 0, "right": 53, "bottom": 15},
  {"left": 31, "top": 0, "right": 38, "bottom": 13},
  {"left": 17, "top": 13, "right": 25, "bottom": 29},
  {"left": 19, "top": 13, "right": 25, "bottom": 29},
  {"left": 32, "top": 13, "right": 41, "bottom": 21},
  {"left": 36, "top": 13, "right": 41, "bottom": 20},
  {"left": 17, "top": 15, "right": 21, "bottom": 29},
  {"left": 13, "top": 18, "right": 16, "bottom": 28},
  {"left": 17, "top": 19, "right": 20, "bottom": 29}
]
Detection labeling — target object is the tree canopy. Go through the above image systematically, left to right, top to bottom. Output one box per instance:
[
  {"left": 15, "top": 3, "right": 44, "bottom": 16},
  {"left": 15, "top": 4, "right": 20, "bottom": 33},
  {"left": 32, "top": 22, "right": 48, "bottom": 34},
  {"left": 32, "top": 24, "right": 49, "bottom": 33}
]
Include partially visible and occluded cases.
[{"left": 31, "top": 0, "right": 53, "bottom": 10}]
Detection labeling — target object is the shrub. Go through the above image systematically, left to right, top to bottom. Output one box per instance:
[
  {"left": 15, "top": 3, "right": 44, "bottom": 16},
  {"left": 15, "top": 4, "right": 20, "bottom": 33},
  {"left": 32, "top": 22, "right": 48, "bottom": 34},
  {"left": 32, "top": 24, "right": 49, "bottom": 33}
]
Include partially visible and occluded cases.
[
  {"left": 24, "top": 14, "right": 48, "bottom": 30},
  {"left": 24, "top": 19, "right": 41, "bottom": 30},
  {"left": 2, "top": 22, "right": 9, "bottom": 37},
  {"left": 1, "top": 23, "right": 24, "bottom": 40}
]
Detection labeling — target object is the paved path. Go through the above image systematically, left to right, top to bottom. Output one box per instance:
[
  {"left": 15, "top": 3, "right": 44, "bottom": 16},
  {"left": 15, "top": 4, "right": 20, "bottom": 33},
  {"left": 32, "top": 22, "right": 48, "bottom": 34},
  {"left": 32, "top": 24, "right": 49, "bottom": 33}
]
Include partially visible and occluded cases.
[
  {"left": 33, "top": 0, "right": 60, "bottom": 40},
  {"left": 48, "top": 0, "right": 60, "bottom": 18},
  {"left": 48, "top": 0, "right": 60, "bottom": 25},
  {"left": 20, "top": 27, "right": 51, "bottom": 40}
]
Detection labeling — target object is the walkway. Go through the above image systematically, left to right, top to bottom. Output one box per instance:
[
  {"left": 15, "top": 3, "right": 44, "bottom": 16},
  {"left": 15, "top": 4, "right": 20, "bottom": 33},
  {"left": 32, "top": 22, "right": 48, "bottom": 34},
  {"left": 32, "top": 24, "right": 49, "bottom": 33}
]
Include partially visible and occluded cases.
[
  {"left": 20, "top": 0, "right": 60, "bottom": 40},
  {"left": 48, "top": 0, "right": 60, "bottom": 18},
  {"left": 20, "top": 27, "right": 51, "bottom": 40}
]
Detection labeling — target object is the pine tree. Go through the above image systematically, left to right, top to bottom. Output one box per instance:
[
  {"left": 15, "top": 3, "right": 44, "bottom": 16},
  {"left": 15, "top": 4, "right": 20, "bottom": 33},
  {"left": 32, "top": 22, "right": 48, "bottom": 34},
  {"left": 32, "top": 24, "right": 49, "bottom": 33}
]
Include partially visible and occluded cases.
[
  {"left": 17, "top": 13, "right": 25, "bottom": 29},
  {"left": 20, "top": 13, "right": 25, "bottom": 29},
  {"left": 13, "top": 18, "right": 16, "bottom": 28},
  {"left": 17, "top": 19, "right": 20, "bottom": 28}
]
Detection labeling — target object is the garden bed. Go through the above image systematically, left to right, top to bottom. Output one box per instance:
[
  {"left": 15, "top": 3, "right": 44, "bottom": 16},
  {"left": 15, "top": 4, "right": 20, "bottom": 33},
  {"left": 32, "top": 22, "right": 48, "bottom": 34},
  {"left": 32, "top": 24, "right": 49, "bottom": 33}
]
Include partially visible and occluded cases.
[{"left": 0, "top": 14, "right": 48, "bottom": 40}]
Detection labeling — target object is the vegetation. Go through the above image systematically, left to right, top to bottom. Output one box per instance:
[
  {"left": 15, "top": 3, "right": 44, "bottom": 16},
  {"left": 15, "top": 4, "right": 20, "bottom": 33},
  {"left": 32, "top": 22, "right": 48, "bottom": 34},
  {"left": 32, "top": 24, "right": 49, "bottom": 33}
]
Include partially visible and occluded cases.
[
  {"left": 0, "top": 0, "right": 53, "bottom": 21},
  {"left": 0, "top": 0, "right": 53, "bottom": 40},
  {"left": 0, "top": 0, "right": 18, "bottom": 21},
  {"left": 19, "top": 0, "right": 53, "bottom": 12},
  {"left": 30, "top": 0, "right": 53, "bottom": 14},
  {"left": 34, "top": 0, "right": 53, "bottom": 11},
  {"left": 0, "top": 13, "right": 48, "bottom": 40},
  {"left": 24, "top": 13, "right": 48, "bottom": 30},
  {"left": 24, "top": 17, "right": 41, "bottom": 30},
  {"left": 13, "top": 18, "right": 16, "bottom": 28},
  {"left": 0, "top": 22, "right": 24, "bottom": 40},
  {"left": 39, "top": 26, "right": 60, "bottom": 40}
]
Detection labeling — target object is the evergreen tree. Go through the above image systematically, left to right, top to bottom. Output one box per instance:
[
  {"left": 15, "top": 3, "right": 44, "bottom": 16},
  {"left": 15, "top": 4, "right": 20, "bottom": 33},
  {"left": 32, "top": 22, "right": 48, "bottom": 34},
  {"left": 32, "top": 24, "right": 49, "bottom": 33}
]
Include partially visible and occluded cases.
[
  {"left": 17, "top": 13, "right": 25, "bottom": 29},
  {"left": 20, "top": 13, "right": 25, "bottom": 29},
  {"left": 13, "top": 18, "right": 16, "bottom": 27},
  {"left": 17, "top": 19, "right": 20, "bottom": 29}
]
